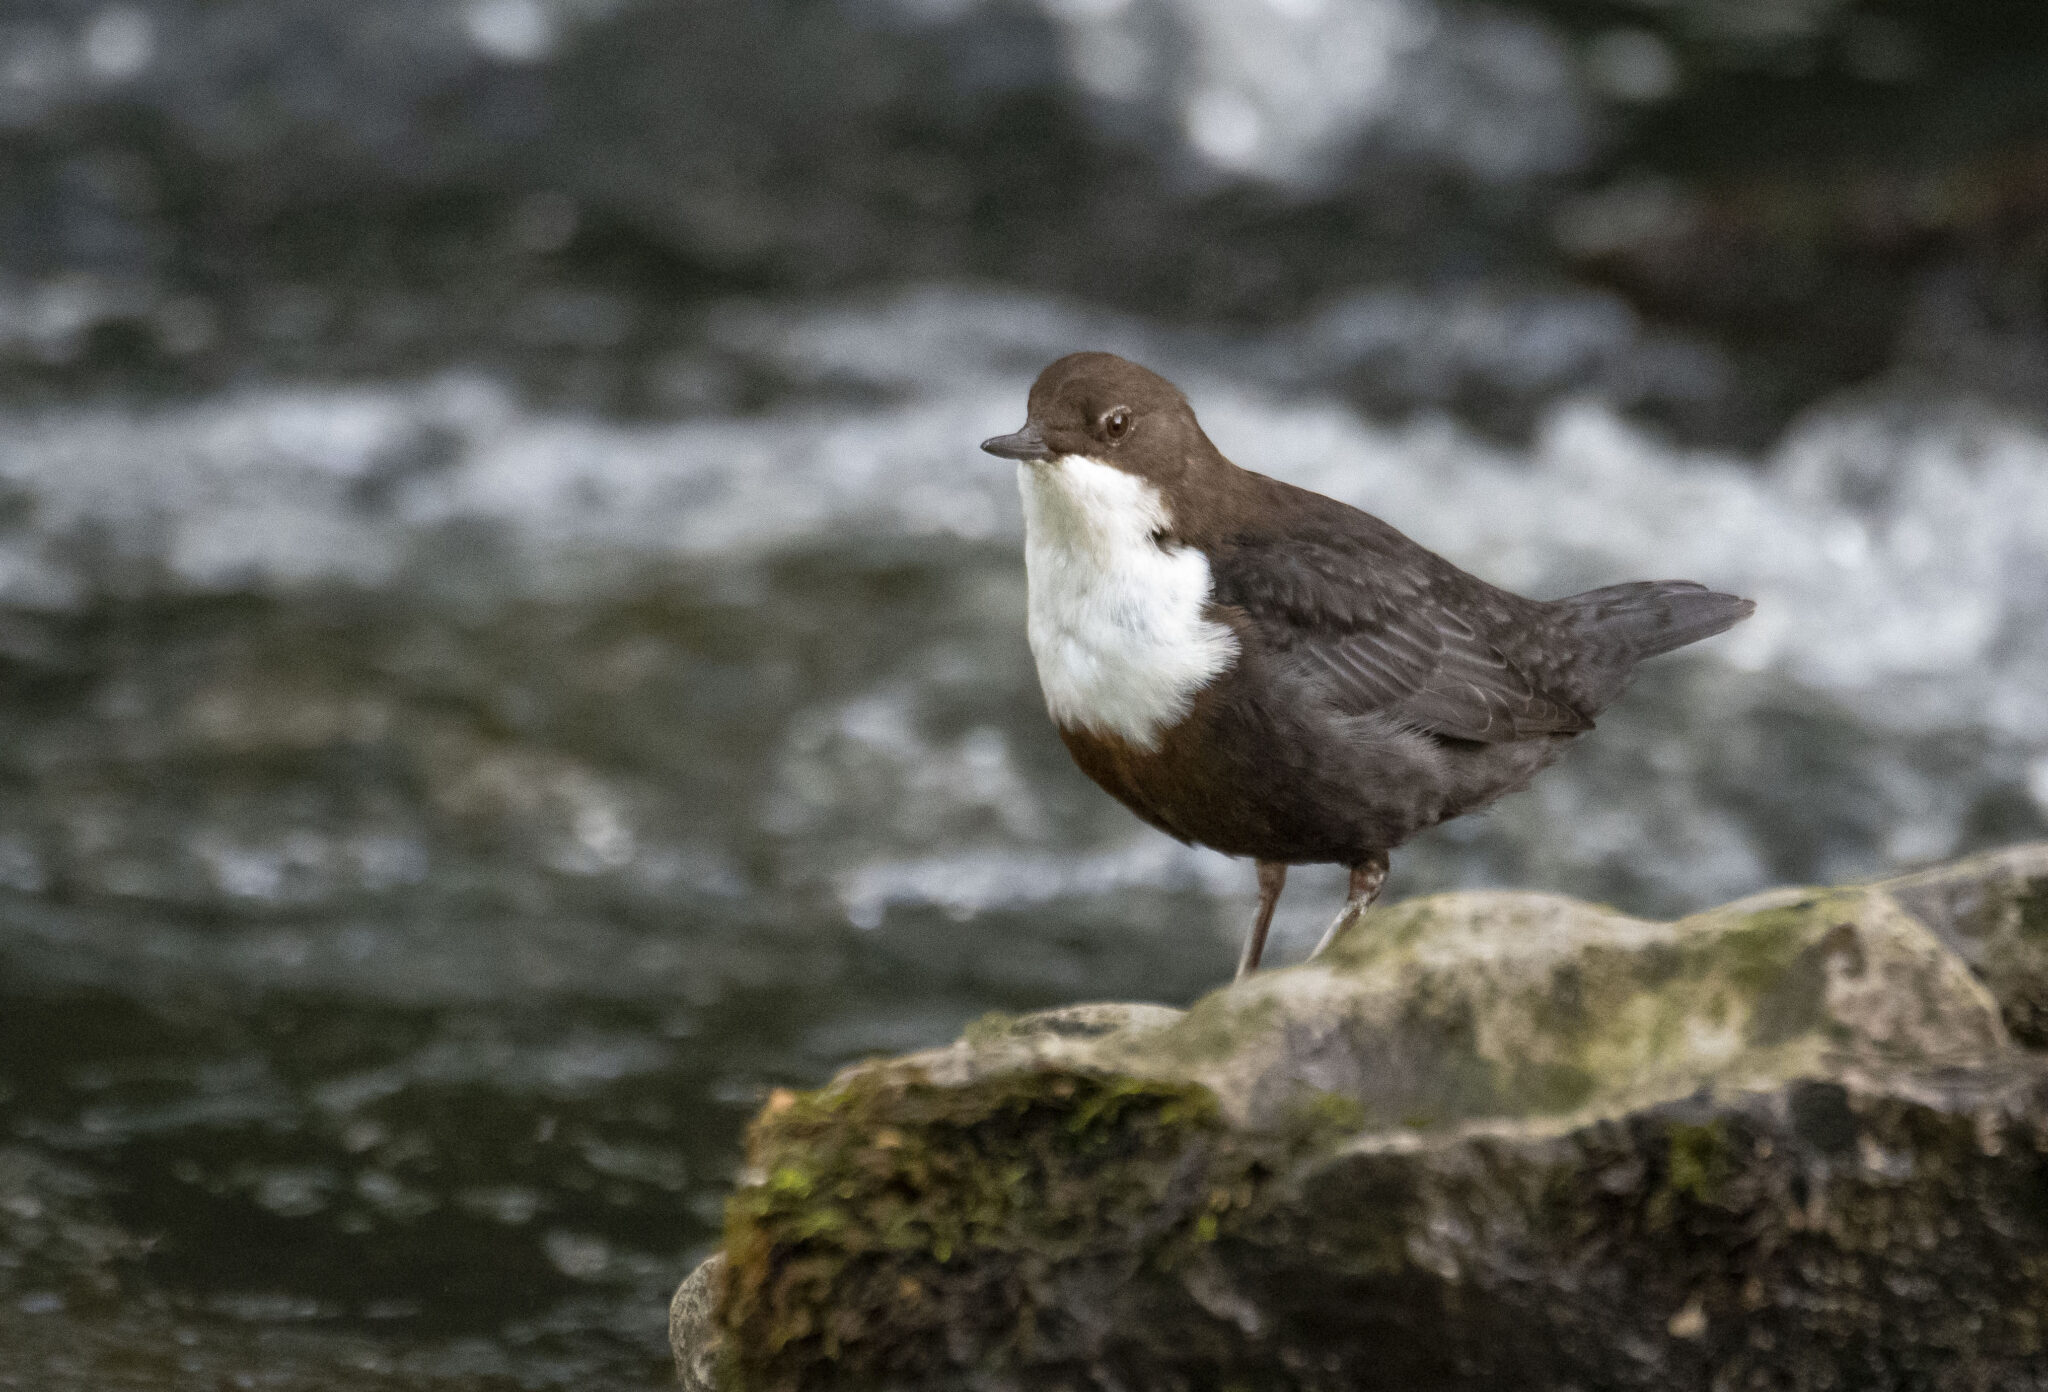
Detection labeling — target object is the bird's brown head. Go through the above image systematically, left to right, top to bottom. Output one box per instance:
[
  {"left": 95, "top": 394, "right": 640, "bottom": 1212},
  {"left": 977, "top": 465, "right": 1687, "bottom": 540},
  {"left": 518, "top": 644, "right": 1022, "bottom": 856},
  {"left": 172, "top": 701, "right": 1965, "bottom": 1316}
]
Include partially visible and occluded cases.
[{"left": 980, "top": 352, "right": 1211, "bottom": 486}]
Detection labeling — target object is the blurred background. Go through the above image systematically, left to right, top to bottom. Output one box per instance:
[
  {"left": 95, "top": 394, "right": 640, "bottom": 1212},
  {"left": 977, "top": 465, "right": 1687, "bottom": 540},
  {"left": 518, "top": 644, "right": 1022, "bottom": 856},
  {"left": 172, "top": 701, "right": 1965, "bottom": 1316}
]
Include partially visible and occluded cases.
[{"left": 2, "top": 0, "right": 2047, "bottom": 1385}]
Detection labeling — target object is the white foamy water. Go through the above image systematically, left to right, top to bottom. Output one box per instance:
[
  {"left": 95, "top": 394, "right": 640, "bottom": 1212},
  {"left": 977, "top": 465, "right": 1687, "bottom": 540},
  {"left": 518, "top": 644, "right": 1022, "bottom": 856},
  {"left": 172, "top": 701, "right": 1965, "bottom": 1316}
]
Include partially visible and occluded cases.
[
  {"left": 897, "top": 0, "right": 1592, "bottom": 187},
  {"left": 1, "top": 285, "right": 2042, "bottom": 935},
  {"left": 3, "top": 286, "right": 2041, "bottom": 730}
]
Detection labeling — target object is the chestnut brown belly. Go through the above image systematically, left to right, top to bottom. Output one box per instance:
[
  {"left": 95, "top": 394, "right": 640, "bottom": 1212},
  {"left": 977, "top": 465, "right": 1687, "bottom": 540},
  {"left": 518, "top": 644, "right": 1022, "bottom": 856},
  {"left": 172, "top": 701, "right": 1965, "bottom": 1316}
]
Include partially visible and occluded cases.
[{"left": 1055, "top": 665, "right": 1567, "bottom": 865}]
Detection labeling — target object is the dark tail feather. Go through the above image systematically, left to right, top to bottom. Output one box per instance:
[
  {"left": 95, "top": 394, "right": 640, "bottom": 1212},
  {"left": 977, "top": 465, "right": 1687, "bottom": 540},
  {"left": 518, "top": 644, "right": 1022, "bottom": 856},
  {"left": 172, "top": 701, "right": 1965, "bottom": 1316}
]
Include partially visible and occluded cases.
[{"left": 1559, "top": 580, "right": 1755, "bottom": 662}]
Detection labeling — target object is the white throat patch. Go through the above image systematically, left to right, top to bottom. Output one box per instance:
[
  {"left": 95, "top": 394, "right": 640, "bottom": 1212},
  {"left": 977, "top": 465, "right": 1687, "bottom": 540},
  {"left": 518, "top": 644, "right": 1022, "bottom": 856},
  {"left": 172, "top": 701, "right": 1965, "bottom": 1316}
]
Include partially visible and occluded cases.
[{"left": 1017, "top": 455, "right": 1239, "bottom": 750}]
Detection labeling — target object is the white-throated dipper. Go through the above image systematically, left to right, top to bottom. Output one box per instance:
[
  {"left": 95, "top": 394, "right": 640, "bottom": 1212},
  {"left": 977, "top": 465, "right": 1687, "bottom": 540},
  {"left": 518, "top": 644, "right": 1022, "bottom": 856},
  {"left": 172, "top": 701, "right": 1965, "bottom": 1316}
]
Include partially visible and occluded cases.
[{"left": 982, "top": 352, "right": 1755, "bottom": 979}]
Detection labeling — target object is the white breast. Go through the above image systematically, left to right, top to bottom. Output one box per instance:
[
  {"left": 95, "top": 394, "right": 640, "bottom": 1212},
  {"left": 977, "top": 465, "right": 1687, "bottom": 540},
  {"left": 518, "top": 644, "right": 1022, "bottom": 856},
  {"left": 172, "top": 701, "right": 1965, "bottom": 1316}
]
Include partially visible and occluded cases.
[{"left": 1017, "top": 455, "right": 1239, "bottom": 751}]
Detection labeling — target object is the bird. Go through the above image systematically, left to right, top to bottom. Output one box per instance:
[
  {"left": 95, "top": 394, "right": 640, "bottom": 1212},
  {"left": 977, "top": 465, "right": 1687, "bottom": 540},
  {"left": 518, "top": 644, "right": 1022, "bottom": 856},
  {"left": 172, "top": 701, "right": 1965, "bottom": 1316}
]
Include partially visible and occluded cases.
[{"left": 980, "top": 351, "right": 1754, "bottom": 980}]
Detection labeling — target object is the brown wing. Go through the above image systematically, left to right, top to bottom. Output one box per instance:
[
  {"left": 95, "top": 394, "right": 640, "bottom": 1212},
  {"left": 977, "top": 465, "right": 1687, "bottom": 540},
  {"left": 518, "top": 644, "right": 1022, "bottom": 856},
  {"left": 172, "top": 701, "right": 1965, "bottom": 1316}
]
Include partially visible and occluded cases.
[{"left": 1206, "top": 519, "right": 1593, "bottom": 743}]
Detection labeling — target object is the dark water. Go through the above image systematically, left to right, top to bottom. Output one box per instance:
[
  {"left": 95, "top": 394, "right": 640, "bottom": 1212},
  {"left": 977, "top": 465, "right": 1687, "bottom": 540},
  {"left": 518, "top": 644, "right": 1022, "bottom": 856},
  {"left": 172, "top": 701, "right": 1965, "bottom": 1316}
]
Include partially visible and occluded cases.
[{"left": 4, "top": 1, "right": 2048, "bottom": 1386}]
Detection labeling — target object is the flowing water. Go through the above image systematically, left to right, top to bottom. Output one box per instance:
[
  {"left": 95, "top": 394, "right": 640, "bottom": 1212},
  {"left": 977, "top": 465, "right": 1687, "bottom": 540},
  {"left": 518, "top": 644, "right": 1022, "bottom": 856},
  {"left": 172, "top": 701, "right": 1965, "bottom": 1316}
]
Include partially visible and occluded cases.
[{"left": 4, "top": 1, "right": 2048, "bottom": 1386}]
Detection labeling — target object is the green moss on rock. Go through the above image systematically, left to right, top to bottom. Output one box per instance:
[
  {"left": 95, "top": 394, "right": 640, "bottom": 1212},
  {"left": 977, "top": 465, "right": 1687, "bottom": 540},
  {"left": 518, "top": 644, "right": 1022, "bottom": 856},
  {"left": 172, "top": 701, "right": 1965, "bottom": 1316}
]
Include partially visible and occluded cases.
[
  {"left": 686, "top": 844, "right": 2048, "bottom": 1391},
  {"left": 722, "top": 1067, "right": 1265, "bottom": 1390}
]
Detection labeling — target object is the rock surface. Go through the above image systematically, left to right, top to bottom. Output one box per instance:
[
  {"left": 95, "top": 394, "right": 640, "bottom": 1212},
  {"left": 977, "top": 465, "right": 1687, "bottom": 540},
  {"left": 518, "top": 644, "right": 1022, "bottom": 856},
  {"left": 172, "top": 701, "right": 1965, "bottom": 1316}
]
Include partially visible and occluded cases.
[
  {"left": 1886, "top": 843, "right": 2048, "bottom": 1047},
  {"left": 679, "top": 847, "right": 2048, "bottom": 1390},
  {"left": 670, "top": 1252, "right": 726, "bottom": 1392}
]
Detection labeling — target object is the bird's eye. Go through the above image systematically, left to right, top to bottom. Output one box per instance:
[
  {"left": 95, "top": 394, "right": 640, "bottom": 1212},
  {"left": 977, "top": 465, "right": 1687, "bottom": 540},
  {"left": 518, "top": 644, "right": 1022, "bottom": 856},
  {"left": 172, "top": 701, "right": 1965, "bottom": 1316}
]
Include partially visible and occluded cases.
[{"left": 1103, "top": 408, "right": 1131, "bottom": 441}]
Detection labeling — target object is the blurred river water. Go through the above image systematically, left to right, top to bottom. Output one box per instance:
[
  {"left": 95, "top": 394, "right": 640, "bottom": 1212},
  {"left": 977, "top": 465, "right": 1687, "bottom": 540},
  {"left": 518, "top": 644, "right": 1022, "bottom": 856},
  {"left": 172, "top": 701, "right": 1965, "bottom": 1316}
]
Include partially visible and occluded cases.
[{"left": 4, "top": 0, "right": 2048, "bottom": 1386}]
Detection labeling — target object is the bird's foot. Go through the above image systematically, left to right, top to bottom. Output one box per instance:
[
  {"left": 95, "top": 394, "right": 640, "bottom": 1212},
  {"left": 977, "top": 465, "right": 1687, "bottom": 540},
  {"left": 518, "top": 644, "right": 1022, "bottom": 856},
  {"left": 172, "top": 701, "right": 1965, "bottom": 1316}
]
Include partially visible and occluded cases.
[
  {"left": 1309, "top": 852, "right": 1389, "bottom": 961},
  {"left": 1310, "top": 902, "right": 1369, "bottom": 959}
]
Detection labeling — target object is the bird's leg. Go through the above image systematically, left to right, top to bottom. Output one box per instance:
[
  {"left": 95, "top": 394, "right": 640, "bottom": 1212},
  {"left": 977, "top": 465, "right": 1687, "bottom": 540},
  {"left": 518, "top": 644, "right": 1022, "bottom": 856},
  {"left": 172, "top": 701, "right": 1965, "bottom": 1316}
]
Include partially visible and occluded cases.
[
  {"left": 1311, "top": 850, "right": 1390, "bottom": 959},
  {"left": 1235, "top": 860, "right": 1289, "bottom": 980}
]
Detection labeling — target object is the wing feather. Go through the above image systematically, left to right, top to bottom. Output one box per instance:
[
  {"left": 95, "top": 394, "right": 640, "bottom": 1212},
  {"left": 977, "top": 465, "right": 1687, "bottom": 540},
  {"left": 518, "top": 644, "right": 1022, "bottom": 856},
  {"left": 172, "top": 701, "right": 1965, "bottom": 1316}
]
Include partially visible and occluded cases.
[{"left": 1208, "top": 526, "right": 1592, "bottom": 743}]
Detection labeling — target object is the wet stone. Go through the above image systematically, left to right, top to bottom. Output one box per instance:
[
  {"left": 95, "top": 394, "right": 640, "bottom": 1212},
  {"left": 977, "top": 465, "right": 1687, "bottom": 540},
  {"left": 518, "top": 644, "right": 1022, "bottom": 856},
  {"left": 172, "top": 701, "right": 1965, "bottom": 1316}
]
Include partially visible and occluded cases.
[
  {"left": 1886, "top": 843, "right": 2048, "bottom": 1047},
  {"left": 684, "top": 844, "right": 2048, "bottom": 1391},
  {"left": 670, "top": 1252, "right": 725, "bottom": 1392}
]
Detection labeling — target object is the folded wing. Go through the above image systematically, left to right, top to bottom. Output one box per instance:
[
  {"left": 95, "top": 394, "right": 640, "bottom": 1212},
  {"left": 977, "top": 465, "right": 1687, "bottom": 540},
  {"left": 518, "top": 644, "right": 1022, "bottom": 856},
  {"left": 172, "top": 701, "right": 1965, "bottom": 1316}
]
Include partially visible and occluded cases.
[{"left": 1207, "top": 523, "right": 1593, "bottom": 744}]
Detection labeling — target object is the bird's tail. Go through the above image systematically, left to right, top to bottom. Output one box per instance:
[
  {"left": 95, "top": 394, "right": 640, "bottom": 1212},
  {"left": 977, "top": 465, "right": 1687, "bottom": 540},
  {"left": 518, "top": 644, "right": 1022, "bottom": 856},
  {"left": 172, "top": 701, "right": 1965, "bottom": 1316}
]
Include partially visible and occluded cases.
[{"left": 1558, "top": 580, "right": 1755, "bottom": 662}]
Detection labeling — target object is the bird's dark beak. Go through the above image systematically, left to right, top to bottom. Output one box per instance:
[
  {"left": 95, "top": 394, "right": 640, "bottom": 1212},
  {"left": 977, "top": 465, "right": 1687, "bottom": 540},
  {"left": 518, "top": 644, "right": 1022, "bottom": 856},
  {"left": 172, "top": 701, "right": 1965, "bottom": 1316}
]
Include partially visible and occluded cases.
[{"left": 980, "top": 424, "right": 1053, "bottom": 462}]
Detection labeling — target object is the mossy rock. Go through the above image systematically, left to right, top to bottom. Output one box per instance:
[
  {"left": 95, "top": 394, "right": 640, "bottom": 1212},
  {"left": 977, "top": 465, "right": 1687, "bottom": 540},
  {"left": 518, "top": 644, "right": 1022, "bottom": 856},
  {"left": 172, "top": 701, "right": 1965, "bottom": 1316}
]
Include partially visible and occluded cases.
[
  {"left": 1886, "top": 843, "right": 2048, "bottom": 1047},
  {"left": 684, "top": 847, "right": 2048, "bottom": 1391}
]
